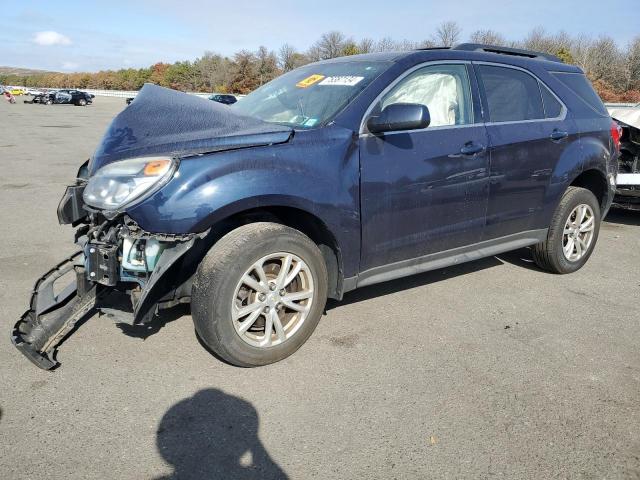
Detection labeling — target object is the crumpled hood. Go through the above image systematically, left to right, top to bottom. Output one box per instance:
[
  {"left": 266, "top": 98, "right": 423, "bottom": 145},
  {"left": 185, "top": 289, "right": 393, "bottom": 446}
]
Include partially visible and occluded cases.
[
  {"left": 90, "top": 84, "right": 292, "bottom": 173},
  {"left": 609, "top": 105, "right": 640, "bottom": 130}
]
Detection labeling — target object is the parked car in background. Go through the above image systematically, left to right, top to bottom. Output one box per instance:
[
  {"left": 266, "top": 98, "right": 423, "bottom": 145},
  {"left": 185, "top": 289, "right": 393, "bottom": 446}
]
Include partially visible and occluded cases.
[
  {"left": 13, "top": 44, "right": 618, "bottom": 370},
  {"left": 9, "top": 87, "right": 26, "bottom": 95},
  {"left": 25, "top": 88, "right": 44, "bottom": 96},
  {"left": 36, "top": 89, "right": 94, "bottom": 106},
  {"left": 209, "top": 93, "right": 237, "bottom": 105}
]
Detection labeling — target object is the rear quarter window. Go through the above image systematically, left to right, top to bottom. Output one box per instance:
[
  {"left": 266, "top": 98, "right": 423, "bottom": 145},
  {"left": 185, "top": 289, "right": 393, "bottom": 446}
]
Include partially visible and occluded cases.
[
  {"left": 551, "top": 72, "right": 608, "bottom": 116},
  {"left": 540, "top": 84, "right": 563, "bottom": 118}
]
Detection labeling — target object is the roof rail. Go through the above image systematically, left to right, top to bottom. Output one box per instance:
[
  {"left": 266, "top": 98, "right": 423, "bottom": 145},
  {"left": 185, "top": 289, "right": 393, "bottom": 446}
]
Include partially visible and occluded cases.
[{"left": 452, "top": 43, "right": 562, "bottom": 63}]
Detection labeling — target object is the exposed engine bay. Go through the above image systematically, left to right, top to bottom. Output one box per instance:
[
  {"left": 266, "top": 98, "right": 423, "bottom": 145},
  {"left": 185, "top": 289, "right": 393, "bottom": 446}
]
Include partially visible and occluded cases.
[{"left": 11, "top": 174, "right": 207, "bottom": 369}]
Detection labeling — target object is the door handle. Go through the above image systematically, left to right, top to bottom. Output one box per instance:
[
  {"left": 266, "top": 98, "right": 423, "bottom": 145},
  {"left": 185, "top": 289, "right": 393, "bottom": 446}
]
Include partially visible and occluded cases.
[
  {"left": 550, "top": 129, "right": 569, "bottom": 141},
  {"left": 459, "top": 142, "right": 485, "bottom": 156}
]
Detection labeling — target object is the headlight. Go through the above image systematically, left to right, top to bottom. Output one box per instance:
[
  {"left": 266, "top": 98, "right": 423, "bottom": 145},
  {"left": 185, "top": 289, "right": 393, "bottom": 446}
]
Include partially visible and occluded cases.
[{"left": 83, "top": 156, "right": 176, "bottom": 211}]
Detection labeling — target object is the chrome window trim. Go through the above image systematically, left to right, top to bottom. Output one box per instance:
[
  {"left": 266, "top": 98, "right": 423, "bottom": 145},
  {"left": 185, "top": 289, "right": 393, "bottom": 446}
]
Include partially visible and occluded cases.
[
  {"left": 359, "top": 60, "right": 476, "bottom": 137},
  {"left": 473, "top": 61, "right": 568, "bottom": 124}
]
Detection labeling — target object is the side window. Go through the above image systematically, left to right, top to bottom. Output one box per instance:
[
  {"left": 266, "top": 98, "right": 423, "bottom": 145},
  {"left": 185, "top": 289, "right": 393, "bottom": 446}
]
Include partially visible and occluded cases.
[
  {"left": 378, "top": 64, "right": 473, "bottom": 127},
  {"left": 478, "top": 65, "right": 544, "bottom": 122},
  {"left": 551, "top": 72, "right": 608, "bottom": 116},
  {"left": 540, "top": 83, "right": 563, "bottom": 118}
]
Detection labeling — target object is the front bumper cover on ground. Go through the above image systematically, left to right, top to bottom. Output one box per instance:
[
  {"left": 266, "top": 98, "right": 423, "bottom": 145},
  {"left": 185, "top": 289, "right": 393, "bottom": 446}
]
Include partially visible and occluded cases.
[
  {"left": 11, "top": 228, "right": 204, "bottom": 370},
  {"left": 11, "top": 252, "right": 102, "bottom": 370}
]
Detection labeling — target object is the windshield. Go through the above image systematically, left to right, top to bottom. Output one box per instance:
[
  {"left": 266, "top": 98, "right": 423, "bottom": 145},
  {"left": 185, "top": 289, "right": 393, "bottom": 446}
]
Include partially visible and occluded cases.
[{"left": 233, "top": 61, "right": 391, "bottom": 128}]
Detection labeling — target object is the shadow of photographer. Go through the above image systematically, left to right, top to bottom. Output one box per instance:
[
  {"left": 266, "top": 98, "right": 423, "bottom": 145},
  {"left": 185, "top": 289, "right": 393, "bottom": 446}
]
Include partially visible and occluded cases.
[{"left": 155, "top": 388, "right": 287, "bottom": 480}]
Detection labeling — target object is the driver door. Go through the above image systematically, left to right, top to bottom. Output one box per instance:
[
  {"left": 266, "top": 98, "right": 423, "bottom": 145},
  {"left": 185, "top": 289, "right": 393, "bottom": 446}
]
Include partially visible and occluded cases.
[{"left": 359, "top": 63, "right": 490, "bottom": 273}]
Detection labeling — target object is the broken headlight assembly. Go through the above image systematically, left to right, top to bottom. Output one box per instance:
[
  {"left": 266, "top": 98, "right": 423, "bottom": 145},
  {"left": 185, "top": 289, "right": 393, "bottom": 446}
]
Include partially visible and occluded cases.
[{"left": 83, "top": 156, "right": 177, "bottom": 213}]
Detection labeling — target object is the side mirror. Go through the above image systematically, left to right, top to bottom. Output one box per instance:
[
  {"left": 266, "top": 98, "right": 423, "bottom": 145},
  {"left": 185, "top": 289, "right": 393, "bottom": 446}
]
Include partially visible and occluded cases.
[{"left": 367, "top": 103, "right": 430, "bottom": 134}]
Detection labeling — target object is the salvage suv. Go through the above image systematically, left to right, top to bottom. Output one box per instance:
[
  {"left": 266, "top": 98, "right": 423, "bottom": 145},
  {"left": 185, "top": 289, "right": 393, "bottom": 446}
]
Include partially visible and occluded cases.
[{"left": 12, "top": 44, "right": 619, "bottom": 369}]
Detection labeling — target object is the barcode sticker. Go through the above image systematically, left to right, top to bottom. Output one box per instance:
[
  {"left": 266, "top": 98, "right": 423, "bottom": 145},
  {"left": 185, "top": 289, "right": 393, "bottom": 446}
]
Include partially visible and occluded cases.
[{"left": 319, "top": 76, "right": 364, "bottom": 87}]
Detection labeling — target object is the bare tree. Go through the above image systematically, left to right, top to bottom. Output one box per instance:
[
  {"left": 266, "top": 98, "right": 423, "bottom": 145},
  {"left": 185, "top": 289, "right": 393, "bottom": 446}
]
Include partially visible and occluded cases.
[
  {"left": 433, "top": 21, "right": 462, "bottom": 47},
  {"left": 522, "top": 27, "right": 556, "bottom": 53},
  {"left": 469, "top": 29, "right": 507, "bottom": 46},
  {"left": 308, "top": 31, "right": 349, "bottom": 60},
  {"left": 572, "top": 34, "right": 596, "bottom": 74},
  {"left": 589, "top": 36, "right": 624, "bottom": 86},
  {"left": 623, "top": 36, "right": 640, "bottom": 91},
  {"left": 375, "top": 37, "right": 397, "bottom": 52},
  {"left": 358, "top": 38, "right": 375, "bottom": 54},
  {"left": 397, "top": 39, "right": 421, "bottom": 51},
  {"left": 417, "top": 39, "right": 437, "bottom": 49},
  {"left": 278, "top": 43, "right": 298, "bottom": 72},
  {"left": 306, "top": 44, "right": 323, "bottom": 62},
  {"left": 256, "top": 46, "right": 279, "bottom": 86},
  {"left": 230, "top": 50, "right": 258, "bottom": 93},
  {"left": 196, "top": 51, "right": 227, "bottom": 91}
]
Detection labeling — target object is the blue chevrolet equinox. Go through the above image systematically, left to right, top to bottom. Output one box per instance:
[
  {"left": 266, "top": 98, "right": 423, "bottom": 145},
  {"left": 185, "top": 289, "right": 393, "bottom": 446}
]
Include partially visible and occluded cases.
[{"left": 13, "top": 44, "right": 620, "bottom": 369}]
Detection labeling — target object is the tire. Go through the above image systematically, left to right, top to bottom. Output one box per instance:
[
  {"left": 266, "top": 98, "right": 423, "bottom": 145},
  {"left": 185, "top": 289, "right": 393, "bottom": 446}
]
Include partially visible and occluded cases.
[
  {"left": 77, "top": 98, "right": 87, "bottom": 106},
  {"left": 45, "top": 99, "right": 52, "bottom": 105},
  {"left": 532, "top": 186, "right": 601, "bottom": 274},
  {"left": 192, "top": 222, "right": 328, "bottom": 367}
]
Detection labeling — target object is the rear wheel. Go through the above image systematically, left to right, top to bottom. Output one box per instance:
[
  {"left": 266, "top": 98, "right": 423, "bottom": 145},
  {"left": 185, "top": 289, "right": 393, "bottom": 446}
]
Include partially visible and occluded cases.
[
  {"left": 532, "top": 186, "right": 601, "bottom": 274},
  {"left": 192, "top": 222, "right": 328, "bottom": 367}
]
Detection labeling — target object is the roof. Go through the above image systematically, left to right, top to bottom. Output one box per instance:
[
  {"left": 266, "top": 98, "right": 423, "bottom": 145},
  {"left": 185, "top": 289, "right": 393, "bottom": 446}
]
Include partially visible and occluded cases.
[{"left": 318, "top": 44, "right": 582, "bottom": 73}]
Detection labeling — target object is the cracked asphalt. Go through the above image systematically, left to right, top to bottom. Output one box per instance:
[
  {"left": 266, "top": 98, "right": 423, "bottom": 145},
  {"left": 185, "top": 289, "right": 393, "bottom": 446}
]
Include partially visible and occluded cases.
[{"left": 1, "top": 96, "right": 639, "bottom": 479}]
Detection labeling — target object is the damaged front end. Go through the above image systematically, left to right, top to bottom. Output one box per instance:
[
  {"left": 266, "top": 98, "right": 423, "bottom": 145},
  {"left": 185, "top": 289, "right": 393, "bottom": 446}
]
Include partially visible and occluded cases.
[
  {"left": 12, "top": 83, "right": 293, "bottom": 369},
  {"left": 12, "top": 177, "right": 203, "bottom": 369}
]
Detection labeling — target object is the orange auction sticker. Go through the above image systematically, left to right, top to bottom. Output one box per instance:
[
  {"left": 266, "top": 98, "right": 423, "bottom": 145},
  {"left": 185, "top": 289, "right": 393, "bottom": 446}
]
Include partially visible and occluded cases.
[{"left": 296, "top": 74, "right": 325, "bottom": 88}]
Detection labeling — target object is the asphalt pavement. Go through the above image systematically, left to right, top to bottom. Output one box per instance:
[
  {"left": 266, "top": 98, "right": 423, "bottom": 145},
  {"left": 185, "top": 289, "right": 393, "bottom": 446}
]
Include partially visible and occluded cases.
[{"left": 1, "top": 95, "right": 639, "bottom": 479}]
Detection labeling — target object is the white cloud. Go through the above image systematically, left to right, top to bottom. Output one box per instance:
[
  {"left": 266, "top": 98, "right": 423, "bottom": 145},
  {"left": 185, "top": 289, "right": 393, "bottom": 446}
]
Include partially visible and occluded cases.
[
  {"left": 33, "top": 31, "right": 72, "bottom": 46},
  {"left": 62, "top": 61, "right": 79, "bottom": 70}
]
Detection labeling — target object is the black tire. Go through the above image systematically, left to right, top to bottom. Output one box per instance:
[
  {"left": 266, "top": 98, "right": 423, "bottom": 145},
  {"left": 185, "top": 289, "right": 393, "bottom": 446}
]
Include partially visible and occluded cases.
[
  {"left": 77, "top": 98, "right": 87, "bottom": 106},
  {"left": 45, "top": 99, "right": 52, "bottom": 105},
  {"left": 532, "top": 186, "right": 601, "bottom": 274},
  {"left": 192, "top": 222, "right": 328, "bottom": 367}
]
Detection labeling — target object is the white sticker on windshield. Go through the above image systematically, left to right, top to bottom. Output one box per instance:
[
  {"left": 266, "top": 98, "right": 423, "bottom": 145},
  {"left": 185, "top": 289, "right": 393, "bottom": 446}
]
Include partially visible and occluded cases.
[{"left": 319, "top": 76, "right": 364, "bottom": 87}]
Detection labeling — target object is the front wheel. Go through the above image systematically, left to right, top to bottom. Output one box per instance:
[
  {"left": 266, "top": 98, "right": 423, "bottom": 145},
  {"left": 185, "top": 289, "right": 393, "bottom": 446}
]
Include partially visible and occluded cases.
[
  {"left": 77, "top": 98, "right": 87, "bottom": 106},
  {"left": 532, "top": 186, "right": 601, "bottom": 274},
  {"left": 192, "top": 222, "right": 328, "bottom": 367}
]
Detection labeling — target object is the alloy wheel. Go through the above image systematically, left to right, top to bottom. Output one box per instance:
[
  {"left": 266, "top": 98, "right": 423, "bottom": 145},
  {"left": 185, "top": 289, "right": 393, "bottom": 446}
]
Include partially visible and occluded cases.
[
  {"left": 562, "top": 204, "right": 595, "bottom": 262},
  {"left": 231, "top": 252, "right": 315, "bottom": 348}
]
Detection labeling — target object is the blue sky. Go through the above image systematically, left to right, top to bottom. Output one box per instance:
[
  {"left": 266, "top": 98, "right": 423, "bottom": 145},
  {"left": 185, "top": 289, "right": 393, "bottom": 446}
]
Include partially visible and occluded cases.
[{"left": 0, "top": 0, "right": 637, "bottom": 72}]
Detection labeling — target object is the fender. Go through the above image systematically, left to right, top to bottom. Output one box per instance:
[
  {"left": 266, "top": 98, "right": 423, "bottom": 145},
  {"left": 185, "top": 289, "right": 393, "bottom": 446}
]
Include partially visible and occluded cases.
[{"left": 127, "top": 125, "right": 362, "bottom": 278}]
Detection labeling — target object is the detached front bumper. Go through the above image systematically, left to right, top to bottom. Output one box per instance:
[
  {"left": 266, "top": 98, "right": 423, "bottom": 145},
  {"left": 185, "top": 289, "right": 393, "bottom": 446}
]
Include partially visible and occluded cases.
[
  {"left": 12, "top": 181, "right": 204, "bottom": 370},
  {"left": 11, "top": 252, "right": 101, "bottom": 369}
]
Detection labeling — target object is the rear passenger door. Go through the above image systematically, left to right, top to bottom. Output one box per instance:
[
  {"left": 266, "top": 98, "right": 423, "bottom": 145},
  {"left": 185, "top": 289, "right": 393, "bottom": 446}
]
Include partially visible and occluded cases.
[{"left": 475, "top": 63, "right": 576, "bottom": 239}]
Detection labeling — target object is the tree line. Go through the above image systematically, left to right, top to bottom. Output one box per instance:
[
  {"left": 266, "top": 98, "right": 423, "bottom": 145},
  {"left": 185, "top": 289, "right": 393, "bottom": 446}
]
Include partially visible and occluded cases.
[{"left": 2, "top": 23, "right": 639, "bottom": 102}]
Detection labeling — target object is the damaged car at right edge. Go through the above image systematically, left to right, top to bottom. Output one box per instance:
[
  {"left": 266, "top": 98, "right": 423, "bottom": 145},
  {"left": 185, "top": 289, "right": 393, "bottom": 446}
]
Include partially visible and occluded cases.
[
  {"left": 12, "top": 44, "right": 619, "bottom": 370},
  {"left": 609, "top": 103, "right": 640, "bottom": 210}
]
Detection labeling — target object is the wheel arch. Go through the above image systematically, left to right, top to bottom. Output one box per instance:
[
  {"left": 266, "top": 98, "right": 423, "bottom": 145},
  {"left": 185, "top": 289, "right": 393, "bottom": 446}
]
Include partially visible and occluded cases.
[
  {"left": 568, "top": 168, "right": 609, "bottom": 212},
  {"left": 200, "top": 204, "right": 345, "bottom": 301}
]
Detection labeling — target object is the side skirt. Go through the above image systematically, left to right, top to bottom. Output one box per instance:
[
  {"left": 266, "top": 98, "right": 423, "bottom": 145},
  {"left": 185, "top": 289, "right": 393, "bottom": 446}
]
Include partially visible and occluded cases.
[{"left": 347, "top": 229, "right": 548, "bottom": 291}]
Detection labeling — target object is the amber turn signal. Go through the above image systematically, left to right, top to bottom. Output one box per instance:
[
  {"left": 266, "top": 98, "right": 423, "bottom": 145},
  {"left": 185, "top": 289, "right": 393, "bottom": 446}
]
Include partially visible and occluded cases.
[{"left": 143, "top": 159, "right": 171, "bottom": 176}]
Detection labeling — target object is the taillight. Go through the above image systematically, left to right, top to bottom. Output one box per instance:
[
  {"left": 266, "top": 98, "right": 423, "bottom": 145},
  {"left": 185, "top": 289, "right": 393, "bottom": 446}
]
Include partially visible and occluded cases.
[{"left": 611, "top": 121, "right": 622, "bottom": 152}]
